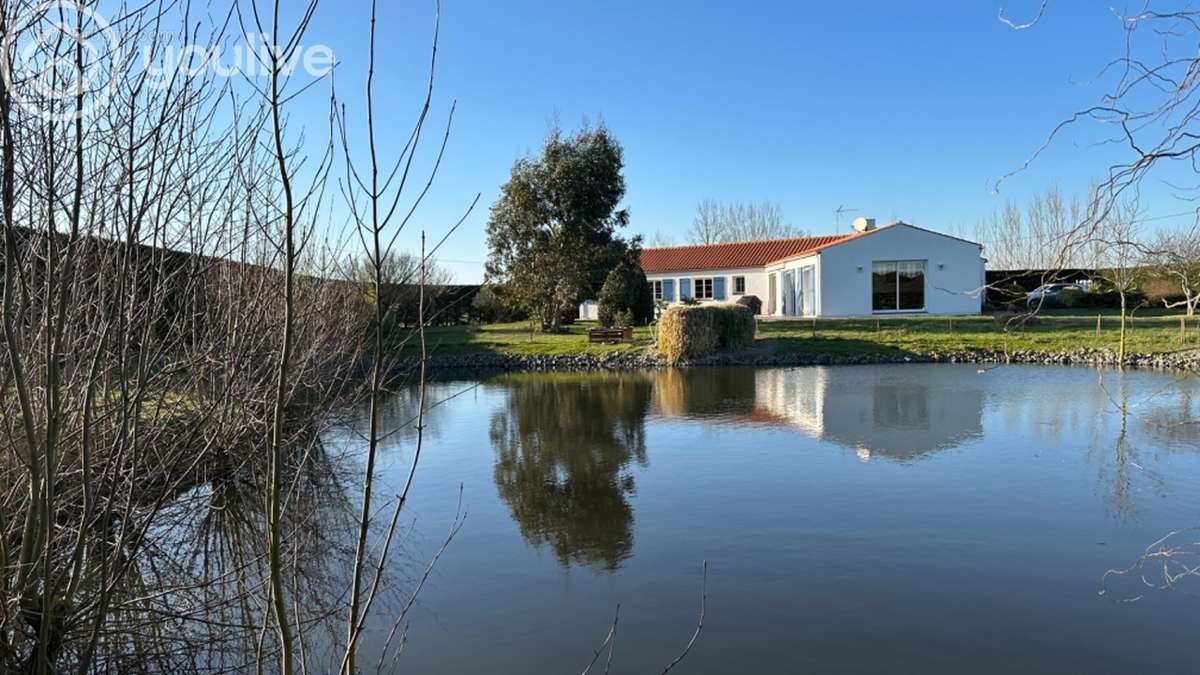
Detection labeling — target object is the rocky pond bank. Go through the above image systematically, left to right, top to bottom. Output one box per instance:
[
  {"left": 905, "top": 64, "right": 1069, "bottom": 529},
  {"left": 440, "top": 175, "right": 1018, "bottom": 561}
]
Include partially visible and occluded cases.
[{"left": 396, "top": 346, "right": 1200, "bottom": 374}]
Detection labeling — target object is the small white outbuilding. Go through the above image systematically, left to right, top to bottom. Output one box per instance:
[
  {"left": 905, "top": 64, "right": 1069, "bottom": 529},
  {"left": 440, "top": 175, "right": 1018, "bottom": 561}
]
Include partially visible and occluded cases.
[
  {"left": 638, "top": 220, "right": 985, "bottom": 318},
  {"left": 578, "top": 299, "right": 600, "bottom": 321}
]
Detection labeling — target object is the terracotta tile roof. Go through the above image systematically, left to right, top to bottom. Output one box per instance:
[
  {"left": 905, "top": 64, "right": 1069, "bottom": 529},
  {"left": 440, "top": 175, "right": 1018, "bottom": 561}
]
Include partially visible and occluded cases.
[{"left": 639, "top": 234, "right": 853, "bottom": 274}]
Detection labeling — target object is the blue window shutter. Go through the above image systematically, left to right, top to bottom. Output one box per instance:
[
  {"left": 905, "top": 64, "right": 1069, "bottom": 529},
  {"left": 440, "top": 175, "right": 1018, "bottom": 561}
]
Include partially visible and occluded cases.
[
  {"left": 713, "top": 276, "right": 726, "bottom": 300},
  {"left": 680, "top": 278, "right": 692, "bottom": 299},
  {"left": 662, "top": 279, "right": 675, "bottom": 301}
]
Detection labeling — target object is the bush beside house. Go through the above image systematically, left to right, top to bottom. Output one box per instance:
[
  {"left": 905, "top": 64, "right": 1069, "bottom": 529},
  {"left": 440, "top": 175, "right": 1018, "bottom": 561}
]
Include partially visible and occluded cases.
[
  {"left": 597, "top": 262, "right": 655, "bottom": 327},
  {"left": 736, "top": 294, "right": 762, "bottom": 315},
  {"left": 656, "top": 304, "right": 756, "bottom": 363}
]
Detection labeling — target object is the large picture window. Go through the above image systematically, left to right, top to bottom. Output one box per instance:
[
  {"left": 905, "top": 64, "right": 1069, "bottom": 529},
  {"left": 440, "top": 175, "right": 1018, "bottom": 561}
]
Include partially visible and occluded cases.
[{"left": 872, "top": 261, "right": 926, "bottom": 311}]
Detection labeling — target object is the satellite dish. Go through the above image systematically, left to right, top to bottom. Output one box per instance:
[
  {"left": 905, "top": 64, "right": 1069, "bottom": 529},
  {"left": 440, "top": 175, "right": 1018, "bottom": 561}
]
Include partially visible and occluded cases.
[{"left": 851, "top": 217, "right": 876, "bottom": 232}]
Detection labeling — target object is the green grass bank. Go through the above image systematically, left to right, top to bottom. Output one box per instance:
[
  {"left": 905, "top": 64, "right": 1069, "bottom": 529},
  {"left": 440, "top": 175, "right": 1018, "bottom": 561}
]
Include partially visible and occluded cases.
[{"left": 409, "top": 309, "right": 1199, "bottom": 362}]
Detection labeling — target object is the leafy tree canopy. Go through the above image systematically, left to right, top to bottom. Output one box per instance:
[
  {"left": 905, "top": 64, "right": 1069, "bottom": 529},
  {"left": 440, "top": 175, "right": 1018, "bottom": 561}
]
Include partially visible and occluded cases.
[{"left": 486, "top": 123, "right": 633, "bottom": 328}]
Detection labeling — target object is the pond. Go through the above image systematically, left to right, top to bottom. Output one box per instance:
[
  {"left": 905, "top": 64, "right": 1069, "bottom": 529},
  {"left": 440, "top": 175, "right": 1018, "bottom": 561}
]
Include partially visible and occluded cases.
[{"left": 344, "top": 364, "right": 1200, "bottom": 674}]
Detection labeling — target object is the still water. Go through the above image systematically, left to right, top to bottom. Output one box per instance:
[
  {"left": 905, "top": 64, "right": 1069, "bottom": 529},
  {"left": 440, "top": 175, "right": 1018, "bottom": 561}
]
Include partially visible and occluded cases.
[{"left": 346, "top": 364, "right": 1200, "bottom": 673}]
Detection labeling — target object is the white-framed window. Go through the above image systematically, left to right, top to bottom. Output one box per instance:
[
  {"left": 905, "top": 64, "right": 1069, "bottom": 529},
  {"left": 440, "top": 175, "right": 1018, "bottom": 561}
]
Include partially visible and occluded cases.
[
  {"left": 733, "top": 276, "right": 746, "bottom": 295},
  {"left": 695, "top": 278, "right": 714, "bottom": 300},
  {"left": 651, "top": 280, "right": 664, "bottom": 301}
]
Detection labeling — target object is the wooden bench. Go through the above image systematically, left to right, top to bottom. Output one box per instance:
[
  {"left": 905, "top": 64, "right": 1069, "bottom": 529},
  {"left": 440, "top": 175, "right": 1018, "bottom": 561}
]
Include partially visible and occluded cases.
[{"left": 587, "top": 327, "right": 632, "bottom": 344}]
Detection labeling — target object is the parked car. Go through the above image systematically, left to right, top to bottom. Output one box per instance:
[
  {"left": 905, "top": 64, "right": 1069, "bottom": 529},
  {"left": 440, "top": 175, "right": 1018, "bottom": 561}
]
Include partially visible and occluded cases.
[{"left": 1025, "top": 283, "right": 1083, "bottom": 307}]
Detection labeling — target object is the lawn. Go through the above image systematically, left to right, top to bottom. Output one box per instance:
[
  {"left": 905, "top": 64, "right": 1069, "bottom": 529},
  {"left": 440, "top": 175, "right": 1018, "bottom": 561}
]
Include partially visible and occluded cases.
[
  {"left": 757, "top": 309, "right": 1198, "bottom": 358},
  {"left": 406, "top": 310, "right": 1198, "bottom": 359},
  {"left": 414, "top": 321, "right": 655, "bottom": 357}
]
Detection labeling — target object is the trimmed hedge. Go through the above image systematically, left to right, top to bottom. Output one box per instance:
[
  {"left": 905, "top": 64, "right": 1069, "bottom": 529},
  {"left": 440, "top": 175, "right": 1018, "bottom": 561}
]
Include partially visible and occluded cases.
[
  {"left": 1078, "top": 289, "right": 1147, "bottom": 309},
  {"left": 657, "top": 304, "right": 756, "bottom": 363},
  {"left": 714, "top": 304, "right": 756, "bottom": 350},
  {"left": 657, "top": 306, "right": 717, "bottom": 362}
]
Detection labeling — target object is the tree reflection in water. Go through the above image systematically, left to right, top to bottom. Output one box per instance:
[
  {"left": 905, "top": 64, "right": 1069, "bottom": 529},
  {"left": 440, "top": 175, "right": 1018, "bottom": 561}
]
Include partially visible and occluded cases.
[
  {"left": 1090, "top": 371, "right": 1172, "bottom": 521},
  {"left": 1093, "top": 371, "right": 1200, "bottom": 601},
  {"left": 489, "top": 373, "right": 652, "bottom": 571},
  {"left": 110, "top": 438, "right": 376, "bottom": 673}
]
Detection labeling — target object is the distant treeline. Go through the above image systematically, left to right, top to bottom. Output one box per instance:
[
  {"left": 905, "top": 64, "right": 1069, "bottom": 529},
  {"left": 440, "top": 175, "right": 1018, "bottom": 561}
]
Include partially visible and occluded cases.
[{"left": 371, "top": 283, "right": 482, "bottom": 326}]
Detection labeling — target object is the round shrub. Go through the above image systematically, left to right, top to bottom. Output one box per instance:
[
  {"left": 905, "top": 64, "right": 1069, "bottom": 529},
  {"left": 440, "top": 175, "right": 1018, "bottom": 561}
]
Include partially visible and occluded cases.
[
  {"left": 598, "top": 262, "right": 654, "bottom": 327},
  {"left": 736, "top": 294, "right": 762, "bottom": 315}
]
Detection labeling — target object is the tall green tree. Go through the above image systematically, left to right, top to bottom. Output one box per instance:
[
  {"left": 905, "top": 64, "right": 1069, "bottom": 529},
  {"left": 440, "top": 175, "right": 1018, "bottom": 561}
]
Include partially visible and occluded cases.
[{"left": 486, "top": 123, "right": 632, "bottom": 328}]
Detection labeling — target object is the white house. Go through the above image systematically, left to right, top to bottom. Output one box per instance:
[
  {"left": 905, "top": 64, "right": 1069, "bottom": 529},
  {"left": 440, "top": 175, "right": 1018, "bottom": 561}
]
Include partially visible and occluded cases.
[{"left": 637, "top": 219, "right": 985, "bottom": 317}]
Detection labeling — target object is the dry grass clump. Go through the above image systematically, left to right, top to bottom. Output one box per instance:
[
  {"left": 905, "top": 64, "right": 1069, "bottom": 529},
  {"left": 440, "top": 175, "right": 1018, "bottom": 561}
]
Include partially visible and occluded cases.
[
  {"left": 657, "top": 304, "right": 755, "bottom": 363},
  {"left": 716, "top": 304, "right": 757, "bottom": 350}
]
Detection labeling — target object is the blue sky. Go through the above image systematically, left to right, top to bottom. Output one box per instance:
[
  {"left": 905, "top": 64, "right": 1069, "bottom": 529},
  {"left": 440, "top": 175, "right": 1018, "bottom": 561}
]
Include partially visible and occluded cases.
[{"left": 298, "top": 0, "right": 1182, "bottom": 282}]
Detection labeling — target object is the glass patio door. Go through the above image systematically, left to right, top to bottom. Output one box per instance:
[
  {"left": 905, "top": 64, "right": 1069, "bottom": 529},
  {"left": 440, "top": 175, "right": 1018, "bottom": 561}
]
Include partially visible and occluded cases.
[
  {"left": 800, "top": 266, "right": 815, "bottom": 317},
  {"left": 781, "top": 270, "right": 796, "bottom": 315},
  {"left": 768, "top": 273, "right": 777, "bottom": 315}
]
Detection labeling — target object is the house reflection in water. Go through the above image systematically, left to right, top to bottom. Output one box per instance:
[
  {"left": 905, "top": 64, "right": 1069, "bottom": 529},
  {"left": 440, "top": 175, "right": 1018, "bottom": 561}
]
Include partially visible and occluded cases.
[
  {"left": 653, "top": 365, "right": 985, "bottom": 461},
  {"left": 488, "top": 366, "right": 989, "bottom": 571}
]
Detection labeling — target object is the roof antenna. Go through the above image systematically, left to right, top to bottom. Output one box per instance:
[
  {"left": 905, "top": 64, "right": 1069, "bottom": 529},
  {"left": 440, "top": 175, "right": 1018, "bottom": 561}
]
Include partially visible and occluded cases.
[{"left": 835, "top": 204, "right": 858, "bottom": 230}]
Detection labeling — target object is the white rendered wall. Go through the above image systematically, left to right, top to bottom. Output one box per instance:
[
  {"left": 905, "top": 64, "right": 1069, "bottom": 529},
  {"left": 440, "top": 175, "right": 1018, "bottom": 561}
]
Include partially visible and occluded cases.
[
  {"left": 816, "top": 224, "right": 984, "bottom": 317},
  {"left": 767, "top": 254, "right": 821, "bottom": 316},
  {"left": 644, "top": 267, "right": 769, "bottom": 307}
]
